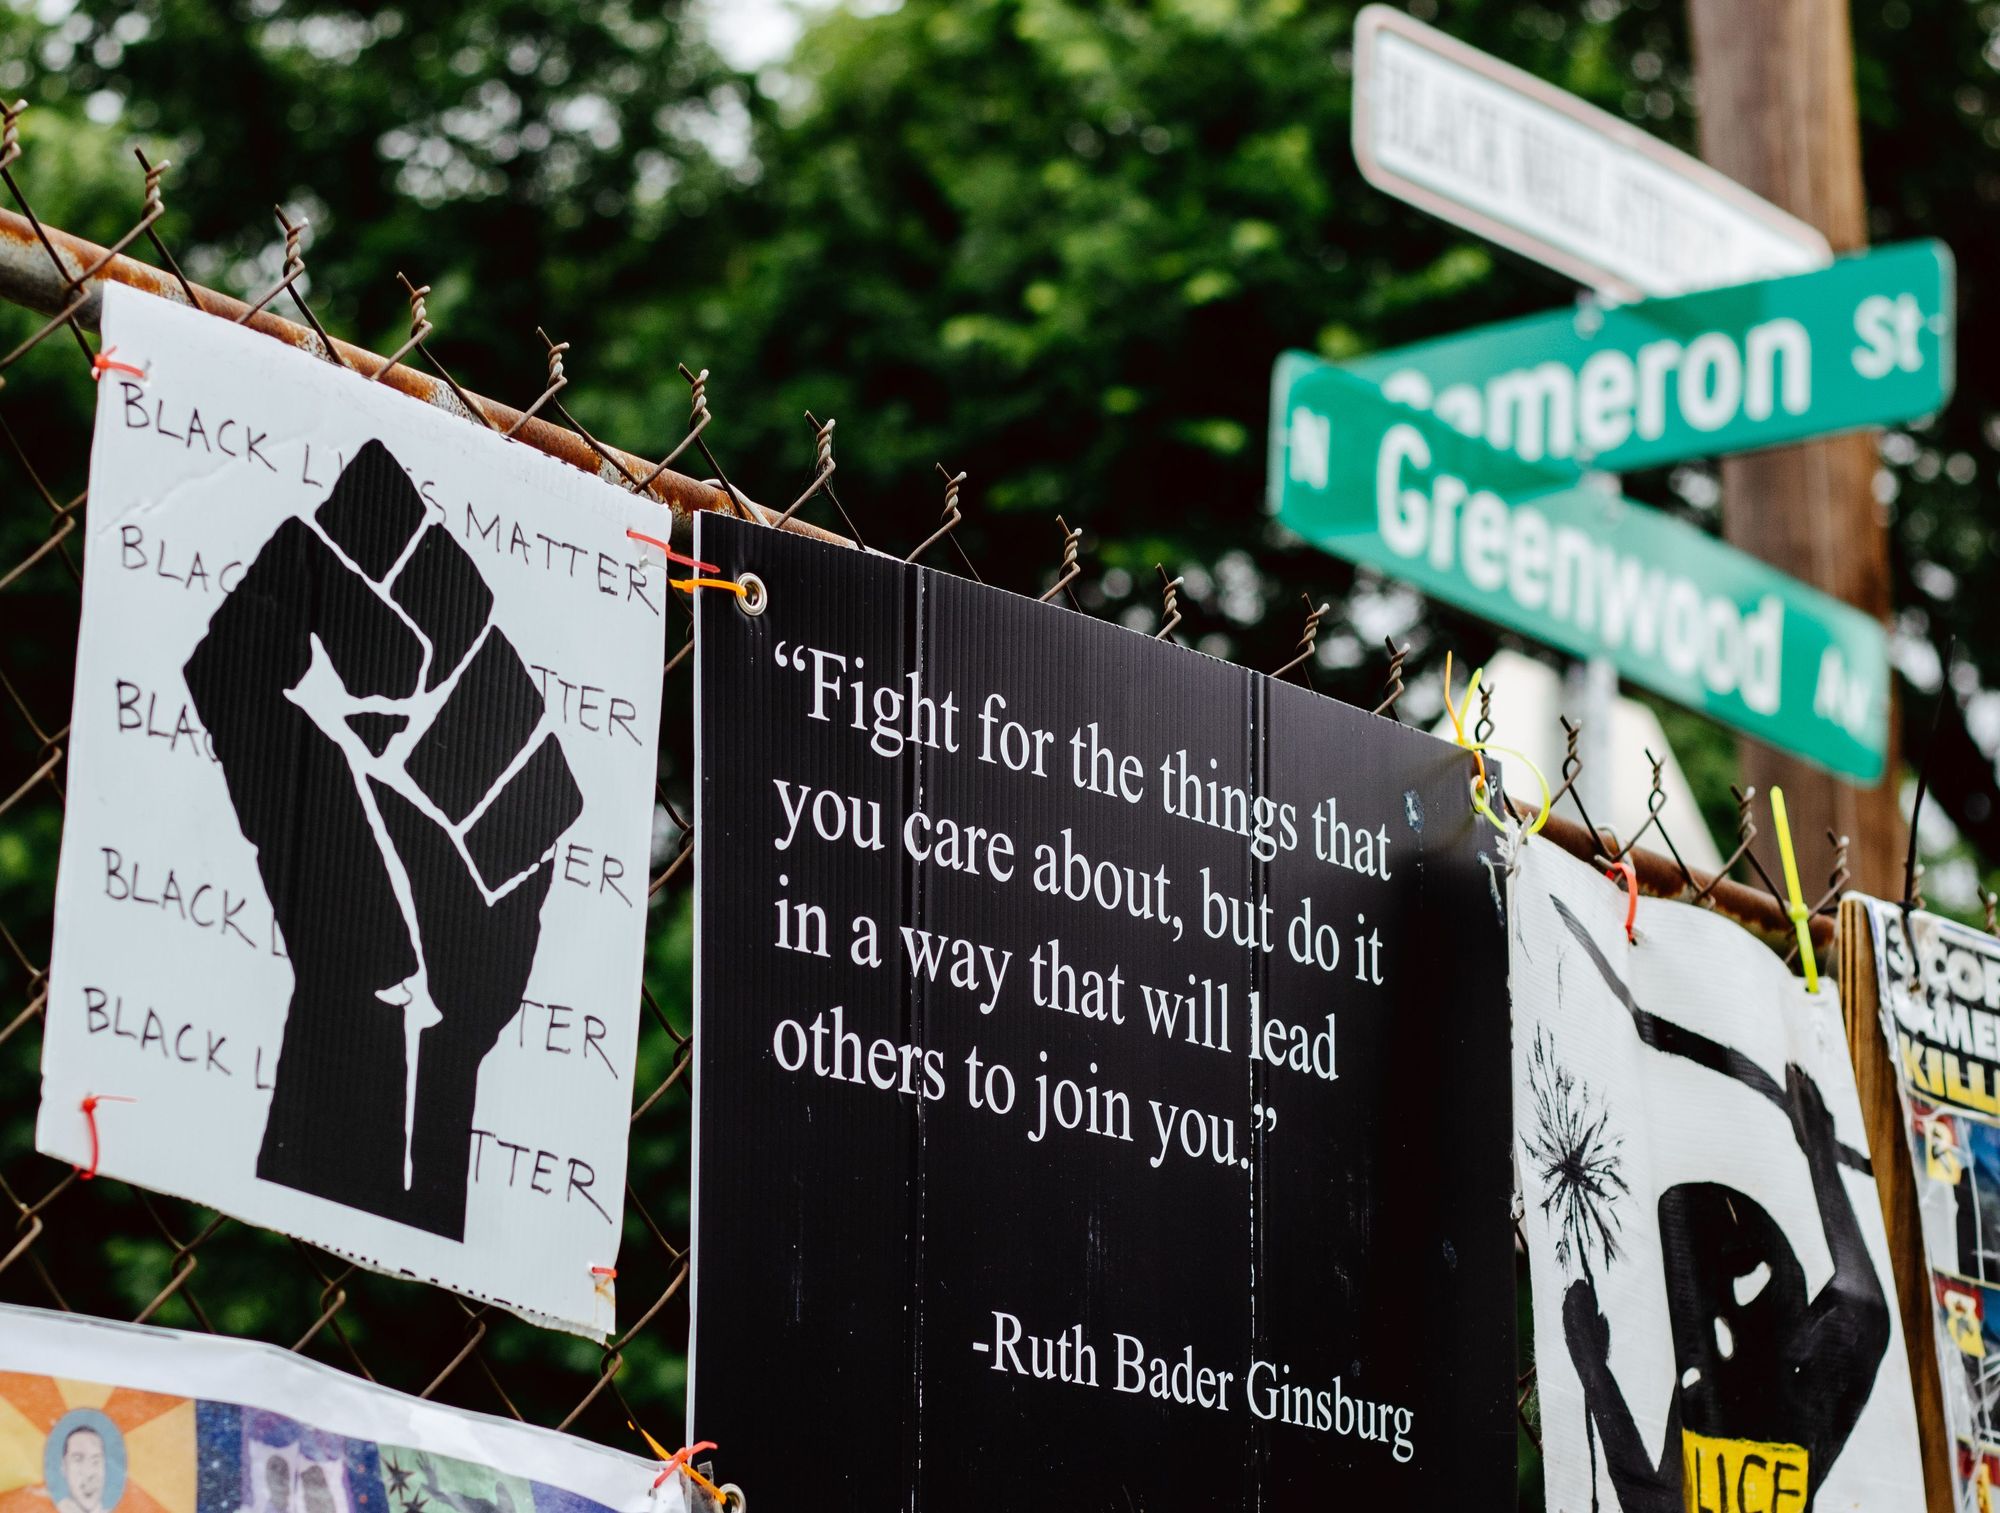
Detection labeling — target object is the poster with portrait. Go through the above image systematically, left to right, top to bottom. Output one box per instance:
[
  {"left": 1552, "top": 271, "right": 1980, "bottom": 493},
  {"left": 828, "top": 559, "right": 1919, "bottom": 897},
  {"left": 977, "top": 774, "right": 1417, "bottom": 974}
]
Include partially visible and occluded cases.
[
  {"left": 34, "top": 286, "right": 666, "bottom": 1337},
  {"left": 1510, "top": 841, "right": 1924, "bottom": 1512},
  {"left": 1859, "top": 894, "right": 2000, "bottom": 1511},
  {"left": 0, "top": 1304, "right": 700, "bottom": 1513}
]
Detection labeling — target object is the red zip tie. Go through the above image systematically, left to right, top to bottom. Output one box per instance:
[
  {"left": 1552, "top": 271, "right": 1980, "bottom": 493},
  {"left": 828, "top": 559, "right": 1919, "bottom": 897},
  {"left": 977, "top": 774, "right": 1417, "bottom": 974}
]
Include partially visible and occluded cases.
[
  {"left": 90, "top": 346, "right": 146, "bottom": 382},
  {"left": 625, "top": 528, "right": 717, "bottom": 574},
  {"left": 1605, "top": 862, "right": 1639, "bottom": 942},
  {"left": 75, "top": 1093, "right": 137, "bottom": 1179},
  {"left": 591, "top": 1265, "right": 617, "bottom": 1277},
  {"left": 651, "top": 1442, "right": 719, "bottom": 1491}
]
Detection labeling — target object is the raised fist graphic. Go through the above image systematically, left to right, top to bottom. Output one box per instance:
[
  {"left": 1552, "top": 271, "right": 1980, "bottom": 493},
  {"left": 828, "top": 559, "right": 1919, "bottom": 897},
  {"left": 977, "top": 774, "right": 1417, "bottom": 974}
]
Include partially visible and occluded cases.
[{"left": 185, "top": 439, "right": 582, "bottom": 1238}]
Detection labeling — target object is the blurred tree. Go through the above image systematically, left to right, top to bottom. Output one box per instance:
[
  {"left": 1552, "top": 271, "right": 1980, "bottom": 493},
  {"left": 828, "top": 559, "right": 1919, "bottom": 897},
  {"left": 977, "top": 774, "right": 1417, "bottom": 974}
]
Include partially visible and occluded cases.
[{"left": 628, "top": 0, "right": 1691, "bottom": 695}]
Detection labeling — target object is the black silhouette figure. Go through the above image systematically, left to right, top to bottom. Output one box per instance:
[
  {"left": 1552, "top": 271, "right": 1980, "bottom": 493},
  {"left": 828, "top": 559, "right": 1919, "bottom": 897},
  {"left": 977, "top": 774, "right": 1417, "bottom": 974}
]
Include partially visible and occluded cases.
[
  {"left": 186, "top": 440, "right": 581, "bottom": 1239},
  {"left": 1551, "top": 899, "right": 1891, "bottom": 1511}
]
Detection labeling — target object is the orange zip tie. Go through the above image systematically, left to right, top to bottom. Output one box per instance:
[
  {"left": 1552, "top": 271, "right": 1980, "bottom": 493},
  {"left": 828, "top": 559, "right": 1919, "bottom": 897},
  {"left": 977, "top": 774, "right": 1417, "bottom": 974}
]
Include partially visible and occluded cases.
[
  {"left": 90, "top": 346, "right": 146, "bottom": 382},
  {"left": 625, "top": 528, "right": 718, "bottom": 575},
  {"left": 672, "top": 577, "right": 746, "bottom": 596},
  {"left": 1605, "top": 861, "right": 1638, "bottom": 942},
  {"left": 75, "top": 1093, "right": 136, "bottom": 1179},
  {"left": 634, "top": 1422, "right": 721, "bottom": 1497},
  {"left": 654, "top": 1447, "right": 719, "bottom": 1497}
]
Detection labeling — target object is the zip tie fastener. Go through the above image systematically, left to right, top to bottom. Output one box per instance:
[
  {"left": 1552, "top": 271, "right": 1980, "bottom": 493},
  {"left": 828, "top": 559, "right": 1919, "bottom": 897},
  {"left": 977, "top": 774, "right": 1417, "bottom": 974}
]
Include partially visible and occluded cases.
[
  {"left": 91, "top": 346, "right": 147, "bottom": 382},
  {"left": 626, "top": 528, "right": 717, "bottom": 574},
  {"left": 1768, "top": 785, "right": 1819, "bottom": 994},
  {"left": 1605, "top": 861, "right": 1638, "bottom": 942},
  {"left": 76, "top": 1093, "right": 137, "bottom": 1179},
  {"left": 640, "top": 1428, "right": 720, "bottom": 1498}
]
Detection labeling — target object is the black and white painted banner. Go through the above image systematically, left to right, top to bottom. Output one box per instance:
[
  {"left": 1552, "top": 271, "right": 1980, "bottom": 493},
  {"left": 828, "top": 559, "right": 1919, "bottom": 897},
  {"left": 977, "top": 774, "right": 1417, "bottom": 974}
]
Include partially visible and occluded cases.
[
  {"left": 37, "top": 286, "right": 664, "bottom": 1337},
  {"left": 688, "top": 513, "right": 1516, "bottom": 1509},
  {"left": 1511, "top": 840, "right": 1923, "bottom": 1512},
  {"left": 1858, "top": 894, "right": 2000, "bottom": 1509}
]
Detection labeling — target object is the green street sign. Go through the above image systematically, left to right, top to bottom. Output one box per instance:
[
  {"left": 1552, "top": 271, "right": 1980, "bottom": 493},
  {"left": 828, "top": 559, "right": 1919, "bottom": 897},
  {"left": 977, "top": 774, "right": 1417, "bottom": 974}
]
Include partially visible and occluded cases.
[
  {"left": 1340, "top": 241, "right": 1954, "bottom": 474},
  {"left": 1269, "top": 353, "right": 1890, "bottom": 781}
]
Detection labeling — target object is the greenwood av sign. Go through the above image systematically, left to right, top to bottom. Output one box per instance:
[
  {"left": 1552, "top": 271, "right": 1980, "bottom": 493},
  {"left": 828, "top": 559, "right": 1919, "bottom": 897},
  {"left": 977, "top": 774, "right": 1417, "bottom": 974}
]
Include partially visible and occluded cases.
[{"left": 1270, "top": 354, "right": 1890, "bottom": 781}]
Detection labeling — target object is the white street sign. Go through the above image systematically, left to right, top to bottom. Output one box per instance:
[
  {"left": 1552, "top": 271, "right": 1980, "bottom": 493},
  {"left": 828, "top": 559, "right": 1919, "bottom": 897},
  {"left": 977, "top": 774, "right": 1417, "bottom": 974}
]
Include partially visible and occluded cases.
[{"left": 1352, "top": 5, "right": 1832, "bottom": 298}]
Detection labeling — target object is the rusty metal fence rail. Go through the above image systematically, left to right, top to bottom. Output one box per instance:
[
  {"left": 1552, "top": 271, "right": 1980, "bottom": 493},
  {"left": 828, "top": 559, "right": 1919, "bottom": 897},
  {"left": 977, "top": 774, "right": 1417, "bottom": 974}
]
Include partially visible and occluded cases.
[{"left": 0, "top": 99, "right": 1846, "bottom": 1482}]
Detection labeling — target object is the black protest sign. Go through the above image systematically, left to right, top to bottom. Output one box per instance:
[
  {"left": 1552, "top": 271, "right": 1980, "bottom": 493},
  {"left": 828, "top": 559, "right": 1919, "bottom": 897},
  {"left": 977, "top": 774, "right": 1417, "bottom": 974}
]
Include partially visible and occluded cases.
[{"left": 689, "top": 512, "right": 1514, "bottom": 1508}]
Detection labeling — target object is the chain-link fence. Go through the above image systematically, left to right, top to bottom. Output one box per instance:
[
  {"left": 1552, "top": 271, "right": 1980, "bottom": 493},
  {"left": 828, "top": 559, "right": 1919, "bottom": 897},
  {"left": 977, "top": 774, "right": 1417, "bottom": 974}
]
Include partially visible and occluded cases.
[{"left": 0, "top": 98, "right": 1845, "bottom": 1500}]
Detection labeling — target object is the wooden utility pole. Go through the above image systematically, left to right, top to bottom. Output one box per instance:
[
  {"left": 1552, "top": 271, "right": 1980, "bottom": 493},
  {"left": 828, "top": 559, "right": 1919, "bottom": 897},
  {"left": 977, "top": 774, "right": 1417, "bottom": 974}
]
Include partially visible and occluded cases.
[
  {"left": 1687, "top": 0, "right": 1904, "bottom": 900},
  {"left": 1691, "top": 16, "right": 1944, "bottom": 1506},
  {"left": 1839, "top": 901, "right": 1954, "bottom": 1512}
]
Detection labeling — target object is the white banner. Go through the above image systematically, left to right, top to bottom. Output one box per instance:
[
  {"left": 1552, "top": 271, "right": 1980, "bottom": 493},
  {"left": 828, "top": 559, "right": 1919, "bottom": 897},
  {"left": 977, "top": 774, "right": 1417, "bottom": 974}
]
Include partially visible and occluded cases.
[
  {"left": 36, "top": 286, "right": 667, "bottom": 1337},
  {"left": 1510, "top": 839, "right": 1922, "bottom": 1510},
  {"left": 0, "top": 1305, "right": 689, "bottom": 1513}
]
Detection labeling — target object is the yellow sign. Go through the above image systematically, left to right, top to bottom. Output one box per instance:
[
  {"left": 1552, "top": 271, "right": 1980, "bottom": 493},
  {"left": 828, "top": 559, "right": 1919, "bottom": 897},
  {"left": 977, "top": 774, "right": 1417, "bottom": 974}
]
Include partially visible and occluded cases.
[{"left": 1680, "top": 1430, "right": 1809, "bottom": 1512}]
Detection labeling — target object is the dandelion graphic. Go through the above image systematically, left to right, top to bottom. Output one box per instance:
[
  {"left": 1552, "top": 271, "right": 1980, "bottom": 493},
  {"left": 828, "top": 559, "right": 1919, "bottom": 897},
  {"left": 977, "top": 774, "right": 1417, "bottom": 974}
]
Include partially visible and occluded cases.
[
  {"left": 1523, "top": 1019, "right": 1627, "bottom": 1513},
  {"left": 1524, "top": 1024, "right": 1629, "bottom": 1283}
]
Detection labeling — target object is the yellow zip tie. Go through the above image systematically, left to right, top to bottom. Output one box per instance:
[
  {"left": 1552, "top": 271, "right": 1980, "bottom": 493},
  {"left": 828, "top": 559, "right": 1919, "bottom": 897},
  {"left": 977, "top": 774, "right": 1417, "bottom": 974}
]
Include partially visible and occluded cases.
[
  {"left": 1441, "top": 651, "right": 1495, "bottom": 799},
  {"left": 1441, "top": 652, "right": 1483, "bottom": 749},
  {"left": 1441, "top": 652, "right": 1540, "bottom": 832},
  {"left": 1466, "top": 741, "right": 1551, "bottom": 835},
  {"left": 1768, "top": 785, "right": 1819, "bottom": 993}
]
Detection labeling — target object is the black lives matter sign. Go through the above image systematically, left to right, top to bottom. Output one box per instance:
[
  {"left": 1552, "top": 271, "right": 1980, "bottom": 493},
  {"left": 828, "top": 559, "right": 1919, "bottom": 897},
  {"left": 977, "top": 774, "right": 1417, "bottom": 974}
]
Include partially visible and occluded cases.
[
  {"left": 38, "top": 286, "right": 661, "bottom": 1338},
  {"left": 689, "top": 514, "right": 1513, "bottom": 1508}
]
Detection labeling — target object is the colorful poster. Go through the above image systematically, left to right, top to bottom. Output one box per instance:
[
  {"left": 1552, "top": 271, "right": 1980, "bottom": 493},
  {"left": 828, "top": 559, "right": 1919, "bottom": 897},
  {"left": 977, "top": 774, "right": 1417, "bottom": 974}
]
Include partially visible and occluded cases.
[
  {"left": 35, "top": 286, "right": 667, "bottom": 1337},
  {"left": 1511, "top": 842, "right": 1924, "bottom": 1511},
  {"left": 1859, "top": 894, "right": 2000, "bottom": 1510},
  {"left": 0, "top": 1306, "right": 697, "bottom": 1513}
]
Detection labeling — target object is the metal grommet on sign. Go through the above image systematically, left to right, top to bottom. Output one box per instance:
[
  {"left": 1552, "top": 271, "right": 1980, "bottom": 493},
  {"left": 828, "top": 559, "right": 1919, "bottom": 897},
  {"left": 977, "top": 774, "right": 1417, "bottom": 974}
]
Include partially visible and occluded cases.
[
  {"left": 736, "top": 572, "right": 767, "bottom": 617},
  {"left": 717, "top": 1487, "right": 746, "bottom": 1511}
]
